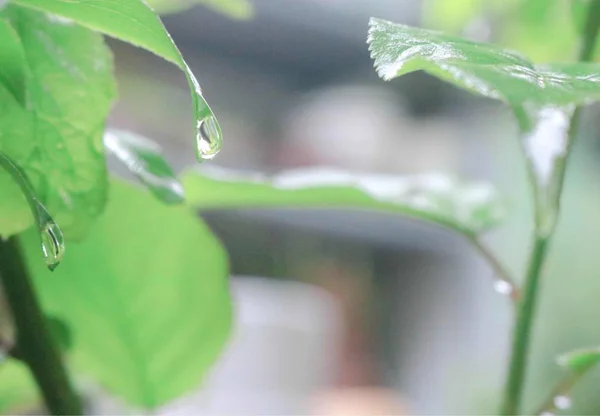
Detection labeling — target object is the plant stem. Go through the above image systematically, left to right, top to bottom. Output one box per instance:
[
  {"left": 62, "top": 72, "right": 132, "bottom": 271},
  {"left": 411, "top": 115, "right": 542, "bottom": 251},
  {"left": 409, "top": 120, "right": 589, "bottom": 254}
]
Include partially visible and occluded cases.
[
  {"left": 500, "top": 3, "right": 600, "bottom": 414},
  {"left": 500, "top": 236, "right": 548, "bottom": 415},
  {"left": 0, "top": 237, "right": 82, "bottom": 415},
  {"left": 471, "top": 237, "right": 519, "bottom": 302}
]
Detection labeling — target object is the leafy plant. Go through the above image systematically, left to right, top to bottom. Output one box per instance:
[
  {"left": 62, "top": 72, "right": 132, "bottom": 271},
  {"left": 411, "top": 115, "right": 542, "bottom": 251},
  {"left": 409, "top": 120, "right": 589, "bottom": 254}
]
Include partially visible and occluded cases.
[
  {"left": 1, "top": 0, "right": 600, "bottom": 414},
  {"left": 367, "top": 3, "right": 600, "bottom": 414}
]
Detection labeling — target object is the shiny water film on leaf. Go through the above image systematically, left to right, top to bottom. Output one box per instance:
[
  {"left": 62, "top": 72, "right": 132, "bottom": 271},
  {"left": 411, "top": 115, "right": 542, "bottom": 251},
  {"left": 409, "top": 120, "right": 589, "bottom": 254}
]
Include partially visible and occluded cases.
[
  {"left": 13, "top": 0, "right": 223, "bottom": 162},
  {"left": 367, "top": 18, "right": 600, "bottom": 234},
  {"left": 104, "top": 129, "right": 185, "bottom": 204},
  {"left": 0, "top": 152, "right": 64, "bottom": 270},
  {"left": 183, "top": 166, "right": 505, "bottom": 235}
]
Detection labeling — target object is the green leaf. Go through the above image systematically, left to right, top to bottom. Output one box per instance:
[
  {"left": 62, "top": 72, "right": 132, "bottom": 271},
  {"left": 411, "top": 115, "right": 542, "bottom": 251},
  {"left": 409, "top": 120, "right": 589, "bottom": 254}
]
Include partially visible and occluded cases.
[
  {"left": 12, "top": 0, "right": 223, "bottom": 161},
  {"left": 147, "top": 0, "right": 254, "bottom": 19},
  {"left": 0, "top": 7, "right": 116, "bottom": 239},
  {"left": 0, "top": 17, "right": 26, "bottom": 105},
  {"left": 368, "top": 18, "right": 600, "bottom": 234},
  {"left": 368, "top": 18, "right": 600, "bottom": 107},
  {"left": 104, "top": 129, "right": 185, "bottom": 205},
  {"left": 182, "top": 167, "right": 504, "bottom": 235},
  {"left": 19, "top": 179, "right": 232, "bottom": 408},
  {"left": 558, "top": 347, "right": 600, "bottom": 374},
  {"left": 0, "top": 360, "right": 38, "bottom": 414}
]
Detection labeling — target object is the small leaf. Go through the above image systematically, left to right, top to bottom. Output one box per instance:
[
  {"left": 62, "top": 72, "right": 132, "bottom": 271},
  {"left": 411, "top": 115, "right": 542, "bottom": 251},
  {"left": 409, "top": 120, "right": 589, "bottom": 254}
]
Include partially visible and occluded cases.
[
  {"left": 12, "top": 0, "right": 223, "bottom": 161},
  {"left": 147, "top": 0, "right": 254, "bottom": 19},
  {"left": 0, "top": 17, "right": 26, "bottom": 105},
  {"left": 104, "top": 129, "right": 185, "bottom": 205},
  {"left": 0, "top": 152, "right": 65, "bottom": 270},
  {"left": 182, "top": 166, "right": 504, "bottom": 235},
  {"left": 19, "top": 179, "right": 232, "bottom": 408},
  {"left": 46, "top": 315, "right": 72, "bottom": 352},
  {"left": 557, "top": 347, "right": 600, "bottom": 374}
]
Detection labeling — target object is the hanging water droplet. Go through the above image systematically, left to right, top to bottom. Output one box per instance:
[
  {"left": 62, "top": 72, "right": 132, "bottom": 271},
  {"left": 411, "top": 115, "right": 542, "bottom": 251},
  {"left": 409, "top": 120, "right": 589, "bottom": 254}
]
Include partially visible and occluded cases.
[
  {"left": 196, "top": 115, "right": 222, "bottom": 160},
  {"left": 104, "top": 130, "right": 185, "bottom": 205},
  {"left": 0, "top": 151, "right": 66, "bottom": 270},
  {"left": 39, "top": 218, "right": 65, "bottom": 271},
  {"left": 493, "top": 280, "right": 514, "bottom": 296},
  {"left": 553, "top": 395, "right": 571, "bottom": 410}
]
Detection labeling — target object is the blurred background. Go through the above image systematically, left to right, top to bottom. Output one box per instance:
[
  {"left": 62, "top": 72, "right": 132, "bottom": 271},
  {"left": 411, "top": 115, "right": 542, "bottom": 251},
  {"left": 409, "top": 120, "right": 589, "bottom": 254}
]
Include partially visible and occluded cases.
[{"left": 105, "top": 0, "right": 600, "bottom": 414}]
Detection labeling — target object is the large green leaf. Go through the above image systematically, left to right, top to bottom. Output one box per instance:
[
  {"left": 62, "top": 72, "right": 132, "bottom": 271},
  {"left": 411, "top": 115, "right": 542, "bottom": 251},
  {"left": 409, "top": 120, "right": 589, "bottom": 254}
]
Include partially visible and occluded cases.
[
  {"left": 12, "top": 0, "right": 223, "bottom": 161},
  {"left": 148, "top": 0, "right": 254, "bottom": 19},
  {"left": 0, "top": 7, "right": 116, "bottom": 239},
  {"left": 0, "top": 17, "right": 26, "bottom": 105},
  {"left": 368, "top": 18, "right": 600, "bottom": 234},
  {"left": 182, "top": 167, "right": 504, "bottom": 235},
  {"left": 19, "top": 179, "right": 232, "bottom": 408},
  {"left": 0, "top": 360, "right": 39, "bottom": 414}
]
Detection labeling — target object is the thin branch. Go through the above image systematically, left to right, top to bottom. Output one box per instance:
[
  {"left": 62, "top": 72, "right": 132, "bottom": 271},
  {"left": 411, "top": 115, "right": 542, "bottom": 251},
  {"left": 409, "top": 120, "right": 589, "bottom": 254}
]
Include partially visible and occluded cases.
[{"left": 470, "top": 237, "right": 519, "bottom": 303}]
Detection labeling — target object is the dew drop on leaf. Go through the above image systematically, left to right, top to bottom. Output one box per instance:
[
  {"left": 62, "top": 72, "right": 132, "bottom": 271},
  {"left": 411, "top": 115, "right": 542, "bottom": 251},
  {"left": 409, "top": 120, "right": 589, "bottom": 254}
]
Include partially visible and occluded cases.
[
  {"left": 196, "top": 115, "right": 222, "bottom": 161},
  {"left": 0, "top": 151, "right": 65, "bottom": 270},
  {"left": 39, "top": 211, "right": 65, "bottom": 271},
  {"left": 493, "top": 280, "right": 514, "bottom": 296},
  {"left": 553, "top": 395, "right": 572, "bottom": 410}
]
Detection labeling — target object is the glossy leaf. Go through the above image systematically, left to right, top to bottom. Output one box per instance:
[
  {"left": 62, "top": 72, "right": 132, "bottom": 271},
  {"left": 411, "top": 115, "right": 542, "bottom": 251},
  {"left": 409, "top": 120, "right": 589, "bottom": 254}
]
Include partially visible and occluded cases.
[
  {"left": 13, "top": 0, "right": 223, "bottom": 161},
  {"left": 148, "top": 0, "right": 254, "bottom": 19},
  {"left": 0, "top": 7, "right": 115, "bottom": 239},
  {"left": 0, "top": 17, "right": 26, "bottom": 105},
  {"left": 368, "top": 18, "right": 600, "bottom": 234},
  {"left": 368, "top": 18, "right": 600, "bottom": 108},
  {"left": 104, "top": 129, "right": 185, "bottom": 205},
  {"left": 182, "top": 166, "right": 504, "bottom": 235},
  {"left": 19, "top": 179, "right": 232, "bottom": 408},
  {"left": 558, "top": 347, "right": 600, "bottom": 374}
]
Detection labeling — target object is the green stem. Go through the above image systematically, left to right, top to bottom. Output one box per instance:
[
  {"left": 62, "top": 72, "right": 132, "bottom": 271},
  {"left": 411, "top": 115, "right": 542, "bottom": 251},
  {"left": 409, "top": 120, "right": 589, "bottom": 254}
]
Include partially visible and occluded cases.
[
  {"left": 500, "top": 2, "right": 600, "bottom": 414},
  {"left": 500, "top": 236, "right": 548, "bottom": 415},
  {"left": 0, "top": 237, "right": 82, "bottom": 415}
]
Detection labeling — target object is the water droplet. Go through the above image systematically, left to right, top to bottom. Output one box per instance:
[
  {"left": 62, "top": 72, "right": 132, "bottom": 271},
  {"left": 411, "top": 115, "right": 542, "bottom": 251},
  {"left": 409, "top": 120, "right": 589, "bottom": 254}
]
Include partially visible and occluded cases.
[
  {"left": 196, "top": 115, "right": 222, "bottom": 160},
  {"left": 104, "top": 130, "right": 185, "bottom": 205},
  {"left": 0, "top": 151, "right": 65, "bottom": 270},
  {"left": 39, "top": 216, "right": 65, "bottom": 271},
  {"left": 493, "top": 280, "right": 513, "bottom": 296},
  {"left": 553, "top": 395, "right": 571, "bottom": 410},
  {"left": 540, "top": 412, "right": 555, "bottom": 416}
]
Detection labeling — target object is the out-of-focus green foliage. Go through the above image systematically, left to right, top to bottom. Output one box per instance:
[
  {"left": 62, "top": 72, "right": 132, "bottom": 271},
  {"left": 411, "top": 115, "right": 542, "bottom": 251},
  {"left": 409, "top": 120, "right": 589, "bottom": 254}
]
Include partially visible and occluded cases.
[
  {"left": 148, "top": 0, "right": 254, "bottom": 19},
  {"left": 422, "top": 0, "right": 580, "bottom": 62},
  {"left": 183, "top": 167, "right": 504, "bottom": 235},
  {"left": 4, "top": 179, "right": 232, "bottom": 409}
]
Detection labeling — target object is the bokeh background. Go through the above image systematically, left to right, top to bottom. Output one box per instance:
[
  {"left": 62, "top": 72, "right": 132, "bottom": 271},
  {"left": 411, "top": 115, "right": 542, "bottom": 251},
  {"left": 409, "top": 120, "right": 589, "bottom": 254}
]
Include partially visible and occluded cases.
[{"left": 104, "top": 0, "right": 600, "bottom": 414}]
